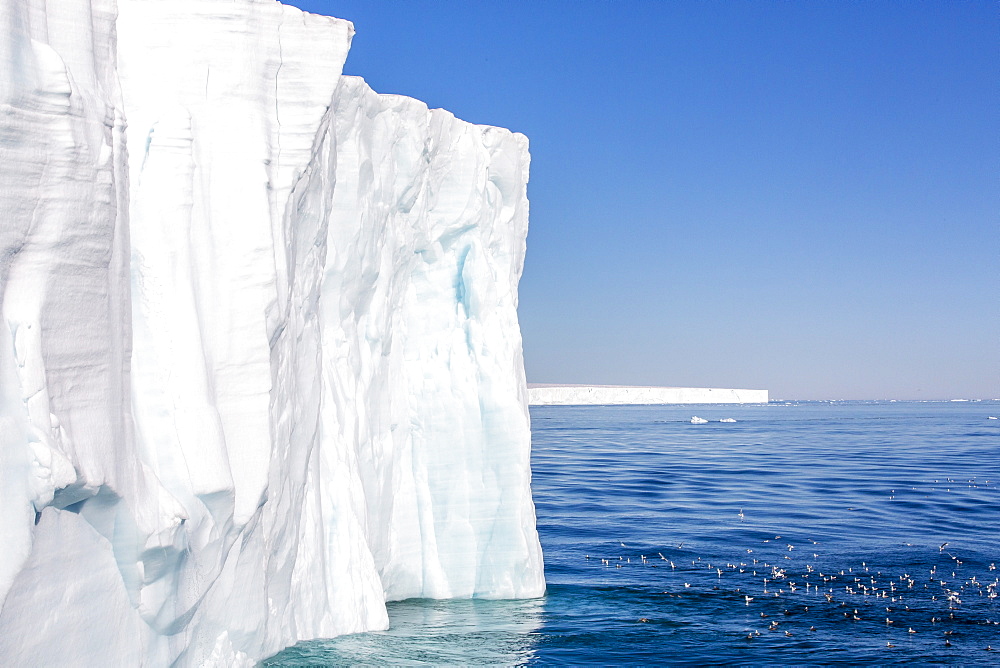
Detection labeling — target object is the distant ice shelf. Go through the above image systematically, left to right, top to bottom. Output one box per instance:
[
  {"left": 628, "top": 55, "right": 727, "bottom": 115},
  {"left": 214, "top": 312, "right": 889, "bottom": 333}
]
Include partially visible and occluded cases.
[{"left": 528, "top": 384, "right": 769, "bottom": 405}]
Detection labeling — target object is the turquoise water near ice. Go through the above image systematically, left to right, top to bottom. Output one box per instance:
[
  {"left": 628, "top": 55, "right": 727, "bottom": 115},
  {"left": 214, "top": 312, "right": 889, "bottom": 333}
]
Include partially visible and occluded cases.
[{"left": 265, "top": 401, "right": 1000, "bottom": 665}]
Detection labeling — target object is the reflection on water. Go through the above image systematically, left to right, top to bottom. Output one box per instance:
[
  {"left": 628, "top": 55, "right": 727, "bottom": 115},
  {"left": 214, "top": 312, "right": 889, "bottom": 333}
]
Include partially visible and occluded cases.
[{"left": 263, "top": 596, "right": 544, "bottom": 666}]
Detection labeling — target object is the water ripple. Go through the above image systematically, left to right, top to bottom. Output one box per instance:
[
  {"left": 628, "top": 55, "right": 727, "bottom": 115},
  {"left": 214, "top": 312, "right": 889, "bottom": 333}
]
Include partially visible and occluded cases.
[{"left": 265, "top": 401, "right": 1000, "bottom": 665}]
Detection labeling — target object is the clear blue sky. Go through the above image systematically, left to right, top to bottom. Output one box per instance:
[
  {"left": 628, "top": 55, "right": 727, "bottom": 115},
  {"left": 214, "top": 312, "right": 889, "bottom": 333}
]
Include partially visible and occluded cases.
[{"left": 286, "top": 0, "right": 997, "bottom": 400}]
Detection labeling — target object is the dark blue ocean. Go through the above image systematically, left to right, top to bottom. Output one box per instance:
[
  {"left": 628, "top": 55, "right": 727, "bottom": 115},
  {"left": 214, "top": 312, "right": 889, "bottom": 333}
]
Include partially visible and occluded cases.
[{"left": 266, "top": 401, "right": 1000, "bottom": 665}]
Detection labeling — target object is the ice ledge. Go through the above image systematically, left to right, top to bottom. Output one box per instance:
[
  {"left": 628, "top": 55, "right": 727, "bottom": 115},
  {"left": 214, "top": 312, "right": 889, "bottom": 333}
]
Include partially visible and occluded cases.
[{"left": 527, "top": 384, "right": 769, "bottom": 405}]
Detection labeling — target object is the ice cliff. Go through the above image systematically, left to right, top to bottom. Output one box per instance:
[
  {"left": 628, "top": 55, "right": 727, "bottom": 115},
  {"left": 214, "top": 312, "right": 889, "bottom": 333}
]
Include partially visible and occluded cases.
[{"left": 0, "top": 0, "right": 543, "bottom": 664}]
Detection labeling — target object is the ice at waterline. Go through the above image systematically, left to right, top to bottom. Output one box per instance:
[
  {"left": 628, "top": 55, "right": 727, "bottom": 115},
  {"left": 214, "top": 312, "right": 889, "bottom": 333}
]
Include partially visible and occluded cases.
[{"left": 0, "top": 0, "right": 543, "bottom": 665}]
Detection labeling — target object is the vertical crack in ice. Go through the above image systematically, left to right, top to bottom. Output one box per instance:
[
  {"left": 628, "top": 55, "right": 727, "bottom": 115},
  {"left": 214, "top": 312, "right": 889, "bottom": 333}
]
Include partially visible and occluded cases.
[
  {"left": 273, "top": 14, "right": 283, "bottom": 165},
  {"left": 455, "top": 246, "right": 471, "bottom": 317}
]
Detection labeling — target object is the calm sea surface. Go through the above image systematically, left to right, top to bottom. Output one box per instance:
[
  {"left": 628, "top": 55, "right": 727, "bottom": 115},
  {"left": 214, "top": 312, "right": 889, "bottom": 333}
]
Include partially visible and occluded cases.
[{"left": 266, "top": 401, "right": 1000, "bottom": 665}]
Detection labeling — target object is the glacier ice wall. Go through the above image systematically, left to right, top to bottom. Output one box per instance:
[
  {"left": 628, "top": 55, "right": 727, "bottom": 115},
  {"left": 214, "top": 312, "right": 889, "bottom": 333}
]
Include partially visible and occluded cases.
[
  {"left": 0, "top": 0, "right": 543, "bottom": 665},
  {"left": 0, "top": 0, "right": 143, "bottom": 660},
  {"left": 325, "top": 77, "right": 542, "bottom": 602}
]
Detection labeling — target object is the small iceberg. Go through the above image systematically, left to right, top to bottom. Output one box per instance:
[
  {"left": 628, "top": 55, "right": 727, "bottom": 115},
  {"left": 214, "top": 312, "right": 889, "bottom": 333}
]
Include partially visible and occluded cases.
[
  {"left": 690, "top": 416, "right": 708, "bottom": 424},
  {"left": 720, "top": 418, "right": 737, "bottom": 423}
]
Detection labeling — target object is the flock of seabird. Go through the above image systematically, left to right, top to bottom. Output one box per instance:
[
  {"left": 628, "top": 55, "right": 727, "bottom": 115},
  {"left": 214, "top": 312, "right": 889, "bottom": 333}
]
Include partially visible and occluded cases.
[{"left": 584, "top": 532, "right": 999, "bottom": 656}]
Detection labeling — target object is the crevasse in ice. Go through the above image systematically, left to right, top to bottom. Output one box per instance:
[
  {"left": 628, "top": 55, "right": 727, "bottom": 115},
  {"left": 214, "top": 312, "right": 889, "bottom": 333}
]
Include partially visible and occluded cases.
[{"left": 0, "top": 0, "right": 543, "bottom": 665}]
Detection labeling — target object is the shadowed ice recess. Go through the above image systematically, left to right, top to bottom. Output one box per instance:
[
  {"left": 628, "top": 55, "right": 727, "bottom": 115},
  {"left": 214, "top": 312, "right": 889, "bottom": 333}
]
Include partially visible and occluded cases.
[{"left": 267, "top": 401, "right": 1000, "bottom": 664}]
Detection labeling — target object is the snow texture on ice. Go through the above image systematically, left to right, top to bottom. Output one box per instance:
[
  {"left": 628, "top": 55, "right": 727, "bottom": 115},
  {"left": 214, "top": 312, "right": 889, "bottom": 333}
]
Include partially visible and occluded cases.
[{"left": 0, "top": 0, "right": 543, "bottom": 665}]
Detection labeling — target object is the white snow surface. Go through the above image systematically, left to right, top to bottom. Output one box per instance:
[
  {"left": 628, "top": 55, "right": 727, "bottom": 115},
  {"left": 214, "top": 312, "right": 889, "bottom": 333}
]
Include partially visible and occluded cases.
[{"left": 0, "top": 0, "right": 543, "bottom": 665}]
